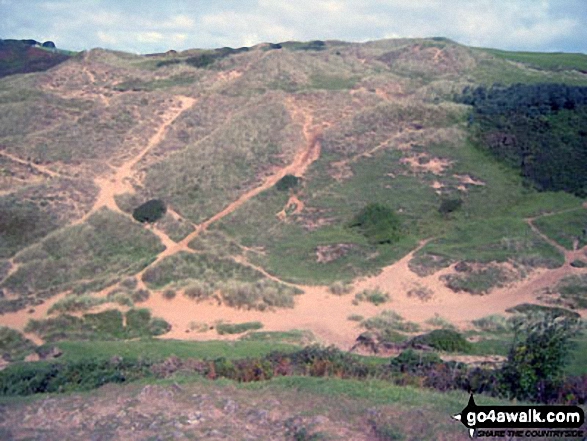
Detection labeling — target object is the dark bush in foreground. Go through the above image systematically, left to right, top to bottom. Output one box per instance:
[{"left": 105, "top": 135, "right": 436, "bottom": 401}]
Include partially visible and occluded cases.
[
  {"left": 132, "top": 199, "right": 166, "bottom": 223},
  {"left": 500, "top": 314, "right": 581, "bottom": 402},
  {"left": 2, "top": 342, "right": 585, "bottom": 403},
  {"left": 0, "top": 358, "right": 153, "bottom": 396}
]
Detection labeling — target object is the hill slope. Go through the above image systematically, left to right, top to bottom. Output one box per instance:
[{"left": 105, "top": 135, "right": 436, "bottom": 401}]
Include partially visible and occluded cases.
[{"left": 0, "top": 38, "right": 586, "bottom": 349}]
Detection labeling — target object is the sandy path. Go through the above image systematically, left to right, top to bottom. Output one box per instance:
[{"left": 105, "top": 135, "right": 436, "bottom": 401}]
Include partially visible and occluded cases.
[
  {"left": 77, "top": 95, "right": 196, "bottom": 224},
  {"left": 136, "top": 102, "right": 323, "bottom": 275},
  {"left": 0, "top": 150, "right": 62, "bottom": 178},
  {"left": 146, "top": 211, "right": 587, "bottom": 349},
  {"left": 0, "top": 291, "right": 70, "bottom": 345}
]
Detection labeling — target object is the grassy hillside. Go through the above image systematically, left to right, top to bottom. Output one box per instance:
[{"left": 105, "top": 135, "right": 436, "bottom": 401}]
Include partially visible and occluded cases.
[{"left": 0, "top": 41, "right": 585, "bottom": 438}]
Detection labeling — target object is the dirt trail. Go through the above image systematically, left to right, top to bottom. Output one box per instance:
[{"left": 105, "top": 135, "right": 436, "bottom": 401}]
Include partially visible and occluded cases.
[
  {"left": 83, "top": 66, "right": 109, "bottom": 106},
  {"left": 78, "top": 95, "right": 196, "bottom": 224},
  {"left": 138, "top": 103, "right": 323, "bottom": 274},
  {"left": 0, "top": 150, "right": 62, "bottom": 178},
  {"left": 526, "top": 214, "right": 587, "bottom": 264}
]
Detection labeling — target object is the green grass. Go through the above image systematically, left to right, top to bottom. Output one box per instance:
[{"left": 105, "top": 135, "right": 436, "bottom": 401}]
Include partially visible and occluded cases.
[
  {"left": 480, "top": 48, "right": 587, "bottom": 72},
  {"left": 113, "top": 74, "right": 199, "bottom": 91},
  {"left": 310, "top": 74, "right": 358, "bottom": 90},
  {"left": 533, "top": 208, "right": 587, "bottom": 250},
  {"left": 411, "top": 216, "right": 565, "bottom": 276},
  {"left": 141, "top": 251, "right": 263, "bottom": 289},
  {"left": 25, "top": 308, "right": 170, "bottom": 342},
  {"left": 239, "top": 330, "right": 316, "bottom": 346},
  {"left": 566, "top": 334, "right": 587, "bottom": 376},
  {"left": 468, "top": 337, "right": 511, "bottom": 357},
  {"left": 45, "top": 339, "right": 300, "bottom": 363},
  {"left": 243, "top": 375, "right": 519, "bottom": 412}
]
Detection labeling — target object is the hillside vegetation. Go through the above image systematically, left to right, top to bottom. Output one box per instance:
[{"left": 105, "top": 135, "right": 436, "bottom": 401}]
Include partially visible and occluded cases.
[{"left": 0, "top": 39, "right": 585, "bottom": 438}]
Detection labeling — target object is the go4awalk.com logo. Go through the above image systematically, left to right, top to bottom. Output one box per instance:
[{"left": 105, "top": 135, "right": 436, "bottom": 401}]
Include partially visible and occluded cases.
[{"left": 452, "top": 394, "right": 585, "bottom": 438}]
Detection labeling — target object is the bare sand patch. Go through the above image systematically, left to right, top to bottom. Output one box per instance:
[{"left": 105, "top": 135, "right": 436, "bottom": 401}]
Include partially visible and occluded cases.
[{"left": 401, "top": 154, "right": 452, "bottom": 175}]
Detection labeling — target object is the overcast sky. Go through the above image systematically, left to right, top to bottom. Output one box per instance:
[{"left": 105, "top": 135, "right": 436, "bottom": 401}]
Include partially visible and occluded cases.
[{"left": 1, "top": 0, "right": 586, "bottom": 54}]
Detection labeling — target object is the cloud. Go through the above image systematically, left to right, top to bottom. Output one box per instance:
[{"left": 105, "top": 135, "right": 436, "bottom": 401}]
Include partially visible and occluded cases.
[
  {"left": 1, "top": 0, "right": 585, "bottom": 53},
  {"left": 96, "top": 30, "right": 117, "bottom": 45},
  {"left": 136, "top": 32, "right": 164, "bottom": 44}
]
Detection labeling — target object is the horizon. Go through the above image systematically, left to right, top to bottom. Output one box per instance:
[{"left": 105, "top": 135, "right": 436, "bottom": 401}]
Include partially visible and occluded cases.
[
  {"left": 1, "top": 0, "right": 586, "bottom": 55},
  {"left": 3, "top": 35, "right": 587, "bottom": 57}
]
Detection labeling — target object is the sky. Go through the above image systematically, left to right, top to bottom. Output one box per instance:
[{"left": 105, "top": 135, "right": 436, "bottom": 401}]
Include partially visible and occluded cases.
[{"left": 1, "top": 0, "right": 586, "bottom": 54}]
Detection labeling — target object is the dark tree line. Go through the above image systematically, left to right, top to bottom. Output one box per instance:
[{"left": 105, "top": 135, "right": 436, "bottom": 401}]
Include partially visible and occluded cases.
[{"left": 458, "top": 83, "right": 587, "bottom": 196}]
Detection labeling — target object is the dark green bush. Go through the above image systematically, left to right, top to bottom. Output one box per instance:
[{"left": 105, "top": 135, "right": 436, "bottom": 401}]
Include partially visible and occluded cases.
[
  {"left": 185, "top": 53, "right": 217, "bottom": 68},
  {"left": 156, "top": 59, "right": 181, "bottom": 68},
  {"left": 275, "top": 174, "right": 300, "bottom": 191},
  {"left": 438, "top": 197, "right": 462, "bottom": 215},
  {"left": 132, "top": 199, "right": 166, "bottom": 223},
  {"left": 349, "top": 203, "right": 402, "bottom": 244},
  {"left": 410, "top": 329, "right": 473, "bottom": 353},
  {"left": 388, "top": 349, "right": 443, "bottom": 373},
  {"left": 0, "top": 358, "right": 153, "bottom": 396}
]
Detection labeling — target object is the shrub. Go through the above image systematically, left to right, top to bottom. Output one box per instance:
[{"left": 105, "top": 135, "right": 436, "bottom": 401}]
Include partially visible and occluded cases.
[
  {"left": 185, "top": 53, "right": 217, "bottom": 68},
  {"left": 275, "top": 174, "right": 300, "bottom": 191},
  {"left": 439, "top": 197, "right": 462, "bottom": 215},
  {"left": 132, "top": 199, "right": 166, "bottom": 223},
  {"left": 349, "top": 203, "right": 402, "bottom": 244},
  {"left": 570, "top": 259, "right": 587, "bottom": 268},
  {"left": 120, "top": 277, "right": 138, "bottom": 289},
  {"left": 220, "top": 280, "right": 299, "bottom": 310},
  {"left": 184, "top": 281, "right": 215, "bottom": 301},
  {"left": 328, "top": 281, "right": 352, "bottom": 295},
  {"left": 407, "top": 286, "right": 434, "bottom": 301},
  {"left": 354, "top": 288, "right": 390, "bottom": 305},
  {"left": 130, "top": 289, "right": 150, "bottom": 303},
  {"left": 162, "top": 289, "right": 176, "bottom": 300},
  {"left": 106, "top": 290, "right": 134, "bottom": 307},
  {"left": 48, "top": 295, "right": 106, "bottom": 314},
  {"left": 362, "top": 310, "right": 420, "bottom": 333},
  {"left": 500, "top": 313, "right": 582, "bottom": 402},
  {"left": 347, "top": 314, "right": 364, "bottom": 322},
  {"left": 425, "top": 314, "right": 455, "bottom": 330},
  {"left": 216, "top": 321, "right": 263, "bottom": 335},
  {"left": 410, "top": 329, "right": 473, "bottom": 353},
  {"left": 389, "top": 349, "right": 443, "bottom": 373},
  {"left": 0, "top": 358, "right": 153, "bottom": 396}
]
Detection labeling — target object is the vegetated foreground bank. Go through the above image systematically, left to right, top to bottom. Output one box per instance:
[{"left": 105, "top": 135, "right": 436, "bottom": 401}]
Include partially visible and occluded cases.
[{"left": 0, "top": 312, "right": 586, "bottom": 439}]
